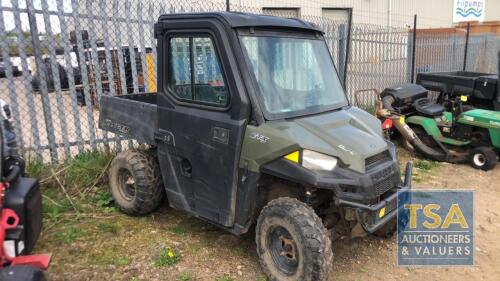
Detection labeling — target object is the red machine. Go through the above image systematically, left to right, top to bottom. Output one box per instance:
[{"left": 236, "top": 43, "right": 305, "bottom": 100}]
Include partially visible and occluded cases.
[{"left": 1, "top": 102, "right": 50, "bottom": 280}]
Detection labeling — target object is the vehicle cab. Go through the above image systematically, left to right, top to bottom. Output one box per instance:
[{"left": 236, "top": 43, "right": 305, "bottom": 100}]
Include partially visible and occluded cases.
[
  {"left": 102, "top": 12, "right": 411, "bottom": 280},
  {"left": 152, "top": 12, "right": 411, "bottom": 234}
]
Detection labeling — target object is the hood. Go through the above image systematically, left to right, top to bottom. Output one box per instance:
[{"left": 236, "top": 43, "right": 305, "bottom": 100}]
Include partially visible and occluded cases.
[{"left": 265, "top": 106, "right": 388, "bottom": 173}]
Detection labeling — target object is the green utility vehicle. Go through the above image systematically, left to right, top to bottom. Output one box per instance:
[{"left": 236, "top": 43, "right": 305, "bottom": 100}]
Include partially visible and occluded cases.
[
  {"left": 99, "top": 12, "right": 411, "bottom": 280},
  {"left": 380, "top": 83, "right": 500, "bottom": 171}
]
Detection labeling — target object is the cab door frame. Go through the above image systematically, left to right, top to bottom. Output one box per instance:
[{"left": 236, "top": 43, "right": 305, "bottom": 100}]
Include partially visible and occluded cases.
[{"left": 155, "top": 17, "right": 250, "bottom": 227}]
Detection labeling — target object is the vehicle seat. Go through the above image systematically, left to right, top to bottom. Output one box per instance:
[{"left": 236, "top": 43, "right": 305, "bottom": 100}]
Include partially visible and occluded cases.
[{"left": 414, "top": 98, "right": 445, "bottom": 117}]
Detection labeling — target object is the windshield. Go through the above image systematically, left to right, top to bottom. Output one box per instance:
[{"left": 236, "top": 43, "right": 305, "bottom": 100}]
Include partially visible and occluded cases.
[{"left": 240, "top": 35, "right": 348, "bottom": 119}]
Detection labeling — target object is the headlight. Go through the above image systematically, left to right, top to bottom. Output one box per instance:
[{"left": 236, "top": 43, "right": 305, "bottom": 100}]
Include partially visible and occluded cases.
[{"left": 302, "top": 150, "right": 338, "bottom": 171}]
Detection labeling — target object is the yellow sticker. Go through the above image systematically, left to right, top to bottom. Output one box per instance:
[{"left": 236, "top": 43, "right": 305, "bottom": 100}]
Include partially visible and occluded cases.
[
  {"left": 460, "top": 95, "right": 468, "bottom": 102},
  {"left": 399, "top": 116, "right": 405, "bottom": 125},
  {"left": 379, "top": 207, "right": 386, "bottom": 218}
]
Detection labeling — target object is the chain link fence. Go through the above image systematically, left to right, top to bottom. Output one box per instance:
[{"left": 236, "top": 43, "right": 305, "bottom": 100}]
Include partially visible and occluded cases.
[
  {"left": 0, "top": 0, "right": 498, "bottom": 162},
  {"left": 413, "top": 29, "right": 500, "bottom": 75}
]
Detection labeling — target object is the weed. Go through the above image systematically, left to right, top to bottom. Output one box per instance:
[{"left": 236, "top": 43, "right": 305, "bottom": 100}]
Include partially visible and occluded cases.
[
  {"left": 64, "top": 150, "right": 113, "bottom": 188},
  {"left": 25, "top": 158, "right": 47, "bottom": 179},
  {"left": 414, "top": 159, "right": 438, "bottom": 171},
  {"left": 95, "top": 190, "right": 114, "bottom": 208},
  {"left": 43, "top": 196, "right": 72, "bottom": 222},
  {"left": 97, "top": 222, "right": 119, "bottom": 234},
  {"left": 169, "top": 225, "right": 187, "bottom": 236},
  {"left": 55, "top": 227, "right": 79, "bottom": 244},
  {"left": 155, "top": 247, "right": 180, "bottom": 266},
  {"left": 90, "top": 251, "right": 131, "bottom": 266},
  {"left": 178, "top": 272, "right": 193, "bottom": 281},
  {"left": 215, "top": 275, "right": 234, "bottom": 281},
  {"left": 256, "top": 276, "right": 268, "bottom": 281},
  {"left": 129, "top": 278, "right": 138, "bottom": 281}
]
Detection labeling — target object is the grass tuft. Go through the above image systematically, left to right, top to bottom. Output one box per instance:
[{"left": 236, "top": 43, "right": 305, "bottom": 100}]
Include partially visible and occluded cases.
[
  {"left": 64, "top": 150, "right": 113, "bottom": 188},
  {"left": 414, "top": 159, "right": 439, "bottom": 171},
  {"left": 95, "top": 190, "right": 114, "bottom": 207},
  {"left": 97, "top": 222, "right": 119, "bottom": 234},
  {"left": 169, "top": 225, "right": 187, "bottom": 236},
  {"left": 54, "top": 227, "right": 79, "bottom": 244},
  {"left": 155, "top": 247, "right": 181, "bottom": 267},
  {"left": 89, "top": 250, "right": 131, "bottom": 266},
  {"left": 178, "top": 272, "right": 193, "bottom": 281},
  {"left": 215, "top": 275, "right": 235, "bottom": 281}
]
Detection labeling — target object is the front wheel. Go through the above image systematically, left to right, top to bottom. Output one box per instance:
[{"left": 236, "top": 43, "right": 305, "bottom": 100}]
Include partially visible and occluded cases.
[
  {"left": 469, "top": 147, "right": 497, "bottom": 171},
  {"left": 256, "top": 198, "right": 333, "bottom": 281}
]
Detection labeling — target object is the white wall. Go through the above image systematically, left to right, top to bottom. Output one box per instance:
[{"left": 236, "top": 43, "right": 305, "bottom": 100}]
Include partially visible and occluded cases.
[{"left": 238, "top": 0, "right": 500, "bottom": 28}]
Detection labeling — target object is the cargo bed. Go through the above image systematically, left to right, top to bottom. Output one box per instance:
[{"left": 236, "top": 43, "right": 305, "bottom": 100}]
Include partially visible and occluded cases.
[
  {"left": 416, "top": 71, "right": 499, "bottom": 110},
  {"left": 98, "top": 93, "right": 157, "bottom": 144}
]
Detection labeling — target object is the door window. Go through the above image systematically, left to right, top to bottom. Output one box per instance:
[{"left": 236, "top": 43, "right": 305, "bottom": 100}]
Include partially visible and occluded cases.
[{"left": 168, "top": 36, "right": 228, "bottom": 106}]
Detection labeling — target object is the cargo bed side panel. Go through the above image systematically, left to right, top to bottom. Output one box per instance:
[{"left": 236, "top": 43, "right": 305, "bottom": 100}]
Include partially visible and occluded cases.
[{"left": 98, "top": 95, "right": 157, "bottom": 144}]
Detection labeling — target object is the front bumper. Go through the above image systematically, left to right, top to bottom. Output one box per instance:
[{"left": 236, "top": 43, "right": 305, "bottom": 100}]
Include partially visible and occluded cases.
[
  {"left": 261, "top": 145, "right": 403, "bottom": 202},
  {"left": 260, "top": 146, "right": 412, "bottom": 234},
  {"left": 337, "top": 162, "right": 412, "bottom": 233}
]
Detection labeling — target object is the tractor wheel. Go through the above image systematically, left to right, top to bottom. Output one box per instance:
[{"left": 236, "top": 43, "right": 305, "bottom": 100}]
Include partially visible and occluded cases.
[
  {"left": 469, "top": 147, "right": 497, "bottom": 171},
  {"left": 109, "top": 150, "right": 164, "bottom": 215},
  {"left": 256, "top": 197, "right": 333, "bottom": 281},
  {"left": 373, "top": 217, "right": 397, "bottom": 238}
]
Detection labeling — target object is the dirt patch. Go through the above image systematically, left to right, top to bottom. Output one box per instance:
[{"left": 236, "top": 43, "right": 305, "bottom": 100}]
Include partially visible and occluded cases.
[{"left": 37, "top": 149, "right": 500, "bottom": 281}]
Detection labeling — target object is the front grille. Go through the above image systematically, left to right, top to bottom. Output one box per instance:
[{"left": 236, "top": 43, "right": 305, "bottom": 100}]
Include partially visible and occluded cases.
[
  {"left": 365, "top": 150, "right": 391, "bottom": 170},
  {"left": 371, "top": 165, "right": 397, "bottom": 196},
  {"left": 373, "top": 176, "right": 394, "bottom": 196}
]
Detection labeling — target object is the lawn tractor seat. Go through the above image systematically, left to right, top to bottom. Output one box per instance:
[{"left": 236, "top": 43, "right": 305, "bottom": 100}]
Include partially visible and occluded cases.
[{"left": 414, "top": 98, "right": 445, "bottom": 117}]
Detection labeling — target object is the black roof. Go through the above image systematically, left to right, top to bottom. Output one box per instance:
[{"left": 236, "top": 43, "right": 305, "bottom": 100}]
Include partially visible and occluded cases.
[{"left": 158, "top": 12, "right": 322, "bottom": 33}]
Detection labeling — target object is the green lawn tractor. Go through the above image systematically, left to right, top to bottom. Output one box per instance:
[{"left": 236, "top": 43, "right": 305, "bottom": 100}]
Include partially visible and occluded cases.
[{"left": 378, "top": 83, "right": 500, "bottom": 171}]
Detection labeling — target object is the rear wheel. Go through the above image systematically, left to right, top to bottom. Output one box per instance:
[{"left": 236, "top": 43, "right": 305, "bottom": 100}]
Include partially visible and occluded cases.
[
  {"left": 469, "top": 147, "right": 497, "bottom": 171},
  {"left": 109, "top": 150, "right": 164, "bottom": 215},
  {"left": 256, "top": 198, "right": 333, "bottom": 281}
]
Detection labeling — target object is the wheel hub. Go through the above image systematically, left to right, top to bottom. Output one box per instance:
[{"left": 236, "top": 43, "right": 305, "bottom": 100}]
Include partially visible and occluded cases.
[
  {"left": 473, "top": 154, "right": 485, "bottom": 166},
  {"left": 118, "top": 169, "right": 136, "bottom": 200},
  {"left": 267, "top": 226, "right": 299, "bottom": 275},
  {"left": 280, "top": 236, "right": 297, "bottom": 260}
]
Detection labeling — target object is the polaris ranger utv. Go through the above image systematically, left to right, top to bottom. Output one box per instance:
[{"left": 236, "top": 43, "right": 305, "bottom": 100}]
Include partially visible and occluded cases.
[{"left": 99, "top": 12, "right": 411, "bottom": 281}]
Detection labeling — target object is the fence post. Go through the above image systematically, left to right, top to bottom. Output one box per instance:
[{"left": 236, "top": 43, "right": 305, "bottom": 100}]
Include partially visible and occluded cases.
[
  {"left": 26, "top": 1, "right": 58, "bottom": 162},
  {"left": 343, "top": 8, "right": 353, "bottom": 89},
  {"left": 410, "top": 14, "right": 417, "bottom": 83},
  {"left": 463, "top": 22, "right": 470, "bottom": 71},
  {"left": 338, "top": 24, "right": 346, "bottom": 85}
]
